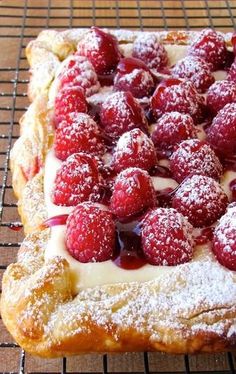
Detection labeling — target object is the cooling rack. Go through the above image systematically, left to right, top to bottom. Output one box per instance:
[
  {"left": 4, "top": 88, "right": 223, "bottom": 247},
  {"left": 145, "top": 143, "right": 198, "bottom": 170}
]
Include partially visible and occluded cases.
[{"left": 0, "top": 0, "right": 236, "bottom": 373}]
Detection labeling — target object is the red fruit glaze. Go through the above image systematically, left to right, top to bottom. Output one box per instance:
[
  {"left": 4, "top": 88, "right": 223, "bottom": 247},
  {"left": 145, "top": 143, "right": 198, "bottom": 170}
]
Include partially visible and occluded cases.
[
  {"left": 76, "top": 27, "right": 122, "bottom": 75},
  {"left": 189, "top": 28, "right": 227, "bottom": 71},
  {"left": 132, "top": 33, "right": 168, "bottom": 70},
  {"left": 58, "top": 54, "right": 100, "bottom": 97},
  {"left": 172, "top": 56, "right": 215, "bottom": 93},
  {"left": 114, "top": 57, "right": 154, "bottom": 98},
  {"left": 227, "top": 59, "right": 236, "bottom": 83},
  {"left": 151, "top": 78, "right": 205, "bottom": 124},
  {"left": 207, "top": 80, "right": 236, "bottom": 115},
  {"left": 54, "top": 86, "right": 88, "bottom": 126},
  {"left": 100, "top": 91, "right": 148, "bottom": 138},
  {"left": 207, "top": 102, "right": 236, "bottom": 157},
  {"left": 151, "top": 111, "right": 197, "bottom": 151},
  {"left": 54, "top": 113, "right": 105, "bottom": 161},
  {"left": 112, "top": 128, "right": 157, "bottom": 173},
  {"left": 170, "top": 139, "right": 223, "bottom": 183},
  {"left": 52, "top": 153, "right": 100, "bottom": 206},
  {"left": 110, "top": 167, "right": 156, "bottom": 219},
  {"left": 172, "top": 175, "right": 228, "bottom": 227},
  {"left": 66, "top": 202, "right": 115, "bottom": 263},
  {"left": 212, "top": 204, "right": 236, "bottom": 271},
  {"left": 141, "top": 208, "right": 194, "bottom": 266},
  {"left": 42, "top": 214, "right": 69, "bottom": 229},
  {"left": 9, "top": 222, "right": 23, "bottom": 231},
  {"left": 114, "top": 230, "right": 146, "bottom": 270}
]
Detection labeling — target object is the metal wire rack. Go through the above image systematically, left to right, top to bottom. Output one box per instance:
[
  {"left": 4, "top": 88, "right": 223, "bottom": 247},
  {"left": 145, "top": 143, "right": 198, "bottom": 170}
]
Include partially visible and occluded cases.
[{"left": 0, "top": 0, "right": 236, "bottom": 373}]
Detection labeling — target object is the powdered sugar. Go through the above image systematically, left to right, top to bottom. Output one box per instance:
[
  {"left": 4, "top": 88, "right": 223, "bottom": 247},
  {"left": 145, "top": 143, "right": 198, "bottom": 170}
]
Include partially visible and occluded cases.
[
  {"left": 132, "top": 33, "right": 168, "bottom": 70},
  {"left": 49, "top": 54, "right": 100, "bottom": 106},
  {"left": 172, "top": 55, "right": 215, "bottom": 93},
  {"left": 114, "top": 68, "right": 154, "bottom": 99},
  {"left": 112, "top": 129, "right": 156, "bottom": 172},
  {"left": 170, "top": 138, "right": 223, "bottom": 182},
  {"left": 173, "top": 175, "right": 228, "bottom": 227},
  {"left": 141, "top": 208, "right": 194, "bottom": 266}
]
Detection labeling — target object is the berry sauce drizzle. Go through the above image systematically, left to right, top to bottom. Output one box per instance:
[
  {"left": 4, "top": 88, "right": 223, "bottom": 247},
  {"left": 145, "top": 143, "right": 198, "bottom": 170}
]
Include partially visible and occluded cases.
[
  {"left": 41, "top": 214, "right": 69, "bottom": 229},
  {"left": 8, "top": 222, "right": 23, "bottom": 231},
  {"left": 113, "top": 227, "right": 147, "bottom": 270}
]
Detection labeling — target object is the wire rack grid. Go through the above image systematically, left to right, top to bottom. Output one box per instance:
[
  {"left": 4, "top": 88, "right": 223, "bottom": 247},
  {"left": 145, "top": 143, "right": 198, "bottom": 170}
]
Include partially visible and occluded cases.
[{"left": 0, "top": 0, "right": 236, "bottom": 373}]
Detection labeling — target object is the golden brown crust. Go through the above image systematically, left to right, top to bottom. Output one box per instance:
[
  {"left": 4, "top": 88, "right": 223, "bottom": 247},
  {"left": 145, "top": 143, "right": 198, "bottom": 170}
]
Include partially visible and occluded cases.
[
  {"left": 2, "top": 28, "right": 236, "bottom": 357},
  {"left": 2, "top": 228, "right": 236, "bottom": 357}
]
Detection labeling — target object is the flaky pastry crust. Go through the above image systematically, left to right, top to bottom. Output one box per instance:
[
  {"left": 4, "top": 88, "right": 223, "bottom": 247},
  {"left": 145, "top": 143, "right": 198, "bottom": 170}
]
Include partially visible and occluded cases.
[{"left": 1, "top": 28, "right": 236, "bottom": 357}]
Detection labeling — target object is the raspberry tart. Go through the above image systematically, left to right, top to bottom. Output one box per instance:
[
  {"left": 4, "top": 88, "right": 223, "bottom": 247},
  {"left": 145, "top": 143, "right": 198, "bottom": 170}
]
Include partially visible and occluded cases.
[{"left": 2, "top": 27, "right": 236, "bottom": 358}]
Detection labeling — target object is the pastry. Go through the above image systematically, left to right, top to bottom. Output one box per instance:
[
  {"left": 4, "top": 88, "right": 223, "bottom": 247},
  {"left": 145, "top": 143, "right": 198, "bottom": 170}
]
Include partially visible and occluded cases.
[{"left": 1, "top": 27, "right": 236, "bottom": 358}]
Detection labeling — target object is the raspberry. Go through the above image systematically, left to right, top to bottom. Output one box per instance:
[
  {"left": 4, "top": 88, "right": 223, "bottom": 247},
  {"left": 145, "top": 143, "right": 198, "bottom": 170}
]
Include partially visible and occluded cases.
[
  {"left": 76, "top": 27, "right": 121, "bottom": 75},
  {"left": 189, "top": 29, "right": 227, "bottom": 71},
  {"left": 132, "top": 33, "right": 168, "bottom": 70},
  {"left": 58, "top": 54, "right": 100, "bottom": 97},
  {"left": 172, "top": 56, "right": 215, "bottom": 93},
  {"left": 114, "top": 57, "right": 154, "bottom": 98},
  {"left": 227, "top": 59, "right": 236, "bottom": 83},
  {"left": 151, "top": 79, "right": 205, "bottom": 124},
  {"left": 207, "top": 80, "right": 236, "bottom": 115},
  {"left": 54, "top": 86, "right": 88, "bottom": 126},
  {"left": 100, "top": 91, "right": 148, "bottom": 138},
  {"left": 207, "top": 102, "right": 236, "bottom": 157},
  {"left": 151, "top": 112, "right": 197, "bottom": 151},
  {"left": 54, "top": 113, "right": 105, "bottom": 161},
  {"left": 112, "top": 129, "right": 157, "bottom": 173},
  {"left": 170, "top": 139, "right": 223, "bottom": 183},
  {"left": 52, "top": 153, "right": 100, "bottom": 206},
  {"left": 110, "top": 167, "right": 156, "bottom": 219},
  {"left": 172, "top": 175, "right": 228, "bottom": 227},
  {"left": 66, "top": 202, "right": 115, "bottom": 263},
  {"left": 212, "top": 204, "right": 236, "bottom": 271},
  {"left": 141, "top": 208, "right": 194, "bottom": 266}
]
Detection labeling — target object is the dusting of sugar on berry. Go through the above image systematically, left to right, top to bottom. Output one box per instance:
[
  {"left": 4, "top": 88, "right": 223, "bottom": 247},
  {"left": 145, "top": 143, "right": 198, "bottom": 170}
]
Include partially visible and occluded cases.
[
  {"left": 76, "top": 27, "right": 122, "bottom": 74},
  {"left": 189, "top": 29, "right": 227, "bottom": 71},
  {"left": 132, "top": 33, "right": 168, "bottom": 70},
  {"left": 58, "top": 54, "right": 100, "bottom": 97},
  {"left": 172, "top": 56, "right": 215, "bottom": 93},
  {"left": 227, "top": 59, "right": 236, "bottom": 83},
  {"left": 114, "top": 67, "right": 154, "bottom": 99},
  {"left": 151, "top": 79, "right": 205, "bottom": 124},
  {"left": 207, "top": 80, "right": 236, "bottom": 115},
  {"left": 54, "top": 86, "right": 88, "bottom": 126},
  {"left": 100, "top": 91, "right": 148, "bottom": 138},
  {"left": 207, "top": 102, "right": 236, "bottom": 157},
  {"left": 151, "top": 112, "right": 197, "bottom": 151},
  {"left": 54, "top": 113, "right": 105, "bottom": 161},
  {"left": 112, "top": 129, "right": 157, "bottom": 173},
  {"left": 170, "top": 139, "right": 223, "bottom": 183},
  {"left": 52, "top": 153, "right": 101, "bottom": 207},
  {"left": 110, "top": 167, "right": 156, "bottom": 219},
  {"left": 172, "top": 175, "right": 228, "bottom": 227},
  {"left": 66, "top": 202, "right": 115, "bottom": 262},
  {"left": 212, "top": 204, "right": 236, "bottom": 271},
  {"left": 141, "top": 207, "right": 194, "bottom": 266}
]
